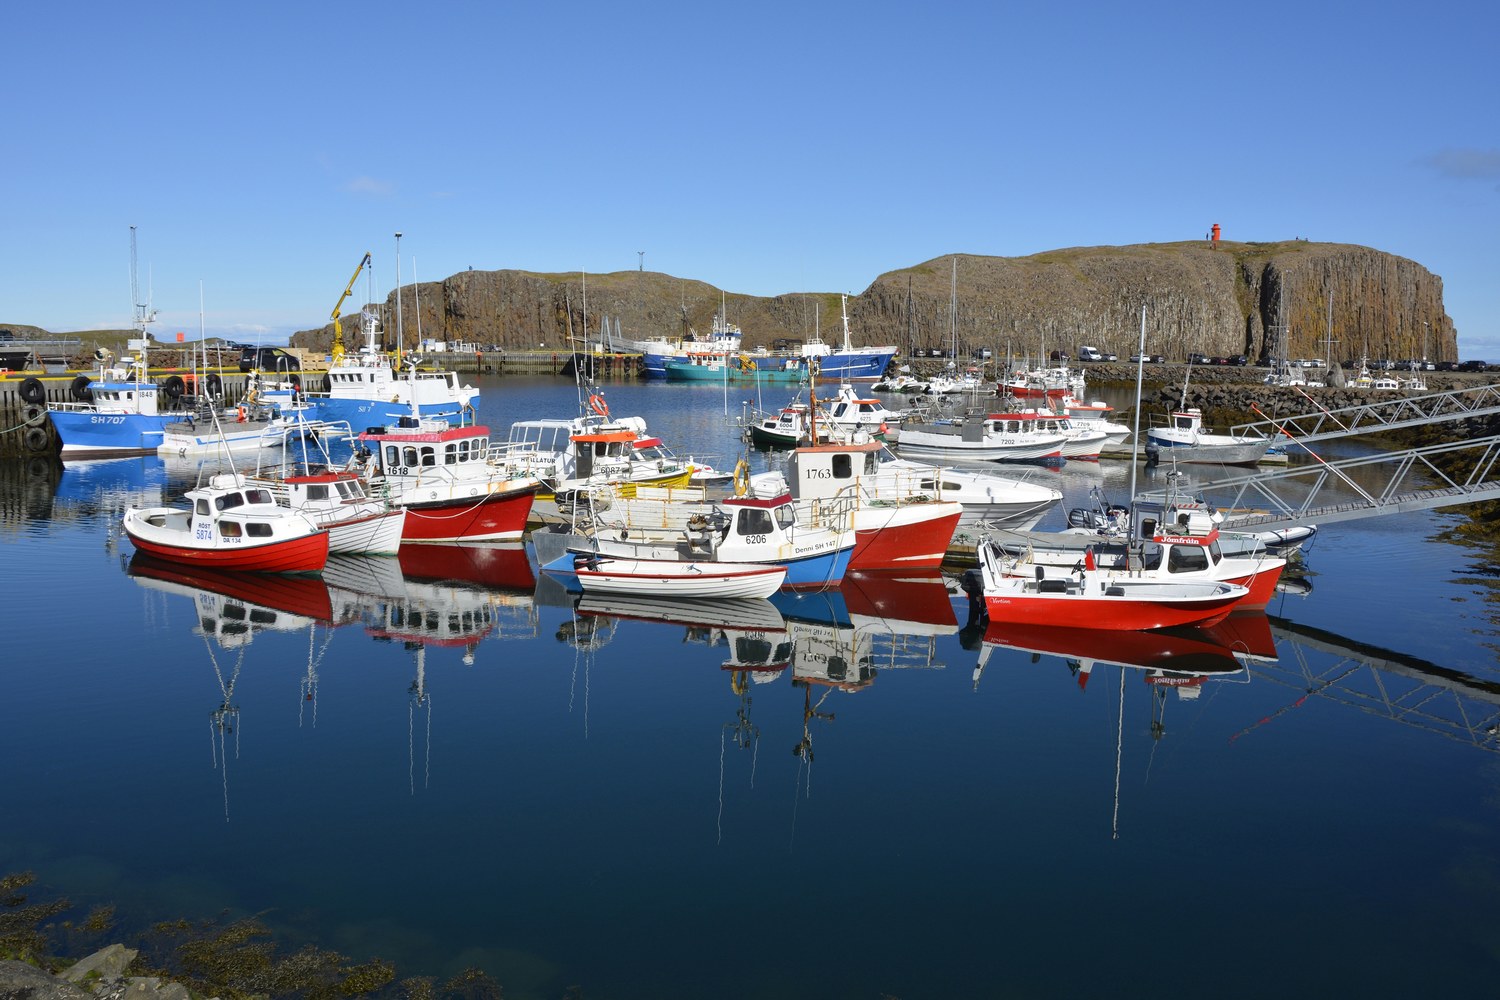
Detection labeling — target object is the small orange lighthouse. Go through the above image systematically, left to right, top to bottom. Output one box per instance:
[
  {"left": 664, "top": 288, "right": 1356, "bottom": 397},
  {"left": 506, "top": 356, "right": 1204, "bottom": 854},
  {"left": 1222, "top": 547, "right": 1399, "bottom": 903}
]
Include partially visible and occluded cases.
[{"left": 1210, "top": 223, "right": 1221, "bottom": 244}]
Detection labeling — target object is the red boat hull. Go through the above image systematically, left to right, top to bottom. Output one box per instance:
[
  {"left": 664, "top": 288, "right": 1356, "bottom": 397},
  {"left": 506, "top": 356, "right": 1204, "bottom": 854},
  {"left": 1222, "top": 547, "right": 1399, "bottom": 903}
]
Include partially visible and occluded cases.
[
  {"left": 398, "top": 486, "right": 538, "bottom": 543},
  {"left": 848, "top": 505, "right": 962, "bottom": 571},
  {"left": 125, "top": 529, "right": 329, "bottom": 573},
  {"left": 1222, "top": 566, "right": 1283, "bottom": 610},
  {"left": 984, "top": 590, "right": 1240, "bottom": 631}
]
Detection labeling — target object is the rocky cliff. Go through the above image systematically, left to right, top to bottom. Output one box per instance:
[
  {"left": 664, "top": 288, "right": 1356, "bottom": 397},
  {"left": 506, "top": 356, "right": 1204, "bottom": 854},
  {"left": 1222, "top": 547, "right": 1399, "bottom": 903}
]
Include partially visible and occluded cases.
[{"left": 291, "top": 240, "right": 1456, "bottom": 364}]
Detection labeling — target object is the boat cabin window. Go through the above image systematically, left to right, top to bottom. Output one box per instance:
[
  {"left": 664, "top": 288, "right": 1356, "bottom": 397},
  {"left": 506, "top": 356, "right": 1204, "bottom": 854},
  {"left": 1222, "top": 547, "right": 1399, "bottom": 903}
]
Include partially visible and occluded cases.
[
  {"left": 832, "top": 403, "right": 848, "bottom": 417},
  {"left": 1174, "top": 414, "right": 1194, "bottom": 430},
  {"left": 403, "top": 446, "right": 420, "bottom": 468},
  {"left": 830, "top": 454, "right": 853, "bottom": 480},
  {"left": 306, "top": 484, "right": 330, "bottom": 501},
  {"left": 245, "top": 488, "right": 273, "bottom": 505},
  {"left": 215, "top": 492, "right": 246, "bottom": 512},
  {"left": 196, "top": 498, "right": 211, "bottom": 516},
  {"left": 775, "top": 505, "right": 796, "bottom": 530},
  {"left": 737, "top": 507, "right": 774, "bottom": 536},
  {"left": 1140, "top": 518, "right": 1157, "bottom": 537},
  {"left": 218, "top": 520, "right": 243, "bottom": 538},
  {"left": 245, "top": 522, "right": 273, "bottom": 538},
  {"left": 1140, "top": 543, "right": 1163, "bottom": 571},
  {"left": 1167, "top": 544, "right": 1209, "bottom": 573}
]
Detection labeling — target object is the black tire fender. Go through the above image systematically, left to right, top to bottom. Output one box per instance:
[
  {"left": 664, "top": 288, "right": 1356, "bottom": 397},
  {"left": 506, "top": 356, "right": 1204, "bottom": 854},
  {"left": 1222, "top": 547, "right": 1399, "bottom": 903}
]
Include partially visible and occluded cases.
[{"left": 19, "top": 377, "right": 46, "bottom": 405}]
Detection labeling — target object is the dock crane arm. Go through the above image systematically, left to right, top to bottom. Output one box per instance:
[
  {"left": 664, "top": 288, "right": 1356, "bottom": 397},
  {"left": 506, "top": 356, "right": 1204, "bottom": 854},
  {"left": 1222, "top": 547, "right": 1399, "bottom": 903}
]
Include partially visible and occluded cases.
[{"left": 329, "top": 252, "right": 372, "bottom": 365}]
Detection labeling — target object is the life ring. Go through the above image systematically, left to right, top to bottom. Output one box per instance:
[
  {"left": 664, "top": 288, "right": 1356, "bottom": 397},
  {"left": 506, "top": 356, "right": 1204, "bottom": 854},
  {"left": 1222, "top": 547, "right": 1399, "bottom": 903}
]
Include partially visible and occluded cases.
[
  {"left": 589, "top": 394, "right": 609, "bottom": 417},
  {"left": 22, "top": 403, "right": 47, "bottom": 428},
  {"left": 236, "top": 405, "right": 247, "bottom": 423},
  {"left": 23, "top": 426, "right": 50, "bottom": 452},
  {"left": 732, "top": 459, "right": 750, "bottom": 497}
]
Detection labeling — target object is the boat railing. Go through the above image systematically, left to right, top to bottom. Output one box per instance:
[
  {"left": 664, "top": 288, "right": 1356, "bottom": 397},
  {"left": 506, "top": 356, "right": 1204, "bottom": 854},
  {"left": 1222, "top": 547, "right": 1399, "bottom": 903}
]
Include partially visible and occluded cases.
[{"left": 800, "top": 487, "right": 861, "bottom": 531}]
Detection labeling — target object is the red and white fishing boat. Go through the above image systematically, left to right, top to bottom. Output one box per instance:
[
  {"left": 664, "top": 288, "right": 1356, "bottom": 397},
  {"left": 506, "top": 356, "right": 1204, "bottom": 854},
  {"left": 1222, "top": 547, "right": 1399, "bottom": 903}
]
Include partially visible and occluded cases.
[
  {"left": 1001, "top": 363, "right": 1085, "bottom": 400},
  {"left": 1019, "top": 411, "right": 1110, "bottom": 459},
  {"left": 354, "top": 414, "right": 541, "bottom": 543},
  {"left": 751, "top": 439, "right": 963, "bottom": 571},
  {"left": 122, "top": 473, "right": 329, "bottom": 573},
  {"left": 999, "top": 497, "right": 1286, "bottom": 609},
  {"left": 974, "top": 538, "right": 1247, "bottom": 631}
]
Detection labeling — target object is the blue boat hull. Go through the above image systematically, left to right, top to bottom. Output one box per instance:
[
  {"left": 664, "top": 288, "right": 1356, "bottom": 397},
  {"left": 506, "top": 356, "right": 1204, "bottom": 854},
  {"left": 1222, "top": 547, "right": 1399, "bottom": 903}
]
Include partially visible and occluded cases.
[
  {"left": 815, "top": 349, "right": 898, "bottom": 381},
  {"left": 308, "top": 395, "right": 471, "bottom": 429},
  {"left": 51, "top": 411, "right": 177, "bottom": 455}
]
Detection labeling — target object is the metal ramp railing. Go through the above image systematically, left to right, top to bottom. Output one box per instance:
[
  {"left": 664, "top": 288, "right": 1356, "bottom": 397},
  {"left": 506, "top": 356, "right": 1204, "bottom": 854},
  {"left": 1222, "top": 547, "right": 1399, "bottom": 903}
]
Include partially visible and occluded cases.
[
  {"left": 1229, "top": 383, "right": 1500, "bottom": 445},
  {"left": 1187, "top": 436, "right": 1500, "bottom": 531}
]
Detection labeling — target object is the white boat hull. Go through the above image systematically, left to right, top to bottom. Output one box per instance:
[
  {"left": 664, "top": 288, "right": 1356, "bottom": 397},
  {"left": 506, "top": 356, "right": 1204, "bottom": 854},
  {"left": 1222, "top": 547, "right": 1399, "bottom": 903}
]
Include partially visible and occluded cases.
[{"left": 573, "top": 555, "right": 787, "bottom": 598}]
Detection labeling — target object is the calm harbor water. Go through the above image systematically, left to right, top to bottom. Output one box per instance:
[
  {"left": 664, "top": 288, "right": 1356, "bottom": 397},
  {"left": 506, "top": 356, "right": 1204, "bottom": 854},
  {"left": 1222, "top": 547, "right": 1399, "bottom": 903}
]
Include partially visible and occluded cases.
[{"left": 4, "top": 375, "right": 1500, "bottom": 999}]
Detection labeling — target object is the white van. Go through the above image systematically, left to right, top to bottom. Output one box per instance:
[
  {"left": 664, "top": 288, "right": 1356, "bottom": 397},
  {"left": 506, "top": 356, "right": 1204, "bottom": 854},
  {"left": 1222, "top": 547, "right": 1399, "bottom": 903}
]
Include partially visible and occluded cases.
[{"left": 1078, "top": 346, "right": 1103, "bottom": 362}]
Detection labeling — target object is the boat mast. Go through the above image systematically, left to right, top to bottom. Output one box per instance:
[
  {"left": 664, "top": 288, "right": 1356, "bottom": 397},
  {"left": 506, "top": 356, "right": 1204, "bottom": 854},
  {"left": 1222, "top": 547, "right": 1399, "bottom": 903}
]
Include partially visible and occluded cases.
[
  {"left": 128, "top": 226, "right": 156, "bottom": 409},
  {"left": 394, "top": 232, "right": 404, "bottom": 362},
  {"left": 413, "top": 256, "right": 422, "bottom": 350},
  {"left": 948, "top": 256, "right": 958, "bottom": 365},
  {"left": 1128, "top": 304, "right": 1146, "bottom": 508}
]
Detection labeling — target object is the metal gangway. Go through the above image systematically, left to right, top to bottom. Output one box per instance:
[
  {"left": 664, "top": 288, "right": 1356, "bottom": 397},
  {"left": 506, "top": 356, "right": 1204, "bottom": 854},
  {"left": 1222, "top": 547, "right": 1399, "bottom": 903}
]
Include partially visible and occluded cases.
[
  {"left": 1230, "top": 383, "right": 1500, "bottom": 445},
  {"left": 1166, "top": 384, "right": 1500, "bottom": 532}
]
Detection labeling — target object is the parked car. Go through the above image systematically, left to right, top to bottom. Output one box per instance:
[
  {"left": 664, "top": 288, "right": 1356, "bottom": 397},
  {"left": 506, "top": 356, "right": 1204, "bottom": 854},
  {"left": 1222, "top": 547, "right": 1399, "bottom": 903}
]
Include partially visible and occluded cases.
[
  {"left": 239, "top": 346, "right": 302, "bottom": 374},
  {"left": 1078, "top": 346, "right": 1103, "bottom": 362},
  {"left": 972, "top": 347, "right": 993, "bottom": 359},
  {"left": 1187, "top": 352, "right": 1209, "bottom": 365},
  {"left": 1129, "top": 354, "right": 1165, "bottom": 363},
  {"left": 1229, "top": 355, "right": 1248, "bottom": 366},
  {"left": 1458, "top": 360, "right": 1489, "bottom": 372},
  {"left": 1436, "top": 361, "right": 1460, "bottom": 371}
]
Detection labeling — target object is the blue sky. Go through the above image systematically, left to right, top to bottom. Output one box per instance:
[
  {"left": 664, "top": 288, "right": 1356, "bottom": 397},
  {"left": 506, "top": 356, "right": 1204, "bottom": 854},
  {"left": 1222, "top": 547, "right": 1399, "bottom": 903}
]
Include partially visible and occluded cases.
[{"left": 7, "top": 2, "right": 1498, "bottom": 355}]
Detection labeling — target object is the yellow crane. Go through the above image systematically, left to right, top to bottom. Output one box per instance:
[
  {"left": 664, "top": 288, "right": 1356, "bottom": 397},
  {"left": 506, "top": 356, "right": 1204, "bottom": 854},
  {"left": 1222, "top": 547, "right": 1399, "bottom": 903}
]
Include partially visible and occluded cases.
[{"left": 329, "top": 252, "right": 372, "bottom": 366}]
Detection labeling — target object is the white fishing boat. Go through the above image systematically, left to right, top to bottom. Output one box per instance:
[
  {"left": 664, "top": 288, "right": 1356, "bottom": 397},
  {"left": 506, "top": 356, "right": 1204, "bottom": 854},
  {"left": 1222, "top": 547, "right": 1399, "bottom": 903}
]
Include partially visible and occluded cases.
[
  {"left": 820, "top": 383, "right": 900, "bottom": 440},
  {"left": 1145, "top": 407, "right": 1271, "bottom": 466},
  {"left": 896, "top": 409, "right": 1068, "bottom": 462},
  {"left": 246, "top": 470, "right": 407, "bottom": 556},
  {"left": 563, "top": 553, "right": 788, "bottom": 599}
]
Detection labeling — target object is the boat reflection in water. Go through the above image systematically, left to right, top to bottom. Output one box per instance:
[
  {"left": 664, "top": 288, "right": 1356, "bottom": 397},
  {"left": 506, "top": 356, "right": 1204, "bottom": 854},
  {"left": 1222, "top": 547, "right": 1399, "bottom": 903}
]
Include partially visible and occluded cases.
[
  {"left": 321, "top": 545, "right": 538, "bottom": 792},
  {"left": 126, "top": 554, "right": 338, "bottom": 821},
  {"left": 774, "top": 571, "right": 960, "bottom": 765},
  {"left": 976, "top": 613, "right": 1276, "bottom": 838},
  {"left": 975, "top": 614, "right": 1275, "bottom": 696}
]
